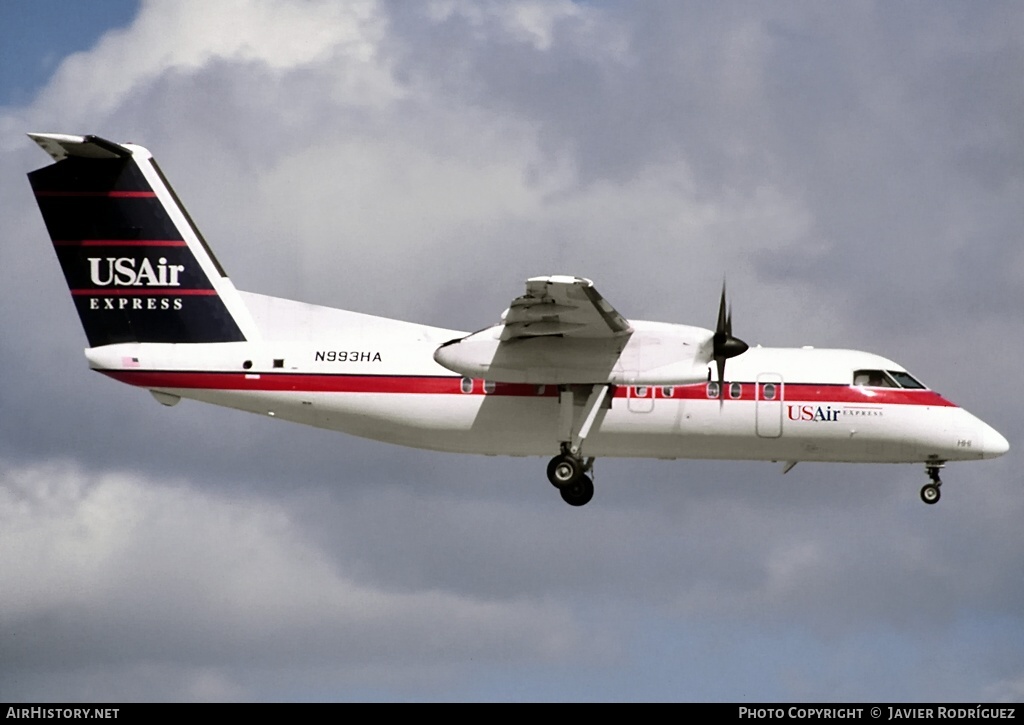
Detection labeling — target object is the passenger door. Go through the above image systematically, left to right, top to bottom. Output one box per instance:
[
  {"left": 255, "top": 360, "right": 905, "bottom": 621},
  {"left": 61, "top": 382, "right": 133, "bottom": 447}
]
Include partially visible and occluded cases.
[{"left": 755, "top": 373, "right": 783, "bottom": 438}]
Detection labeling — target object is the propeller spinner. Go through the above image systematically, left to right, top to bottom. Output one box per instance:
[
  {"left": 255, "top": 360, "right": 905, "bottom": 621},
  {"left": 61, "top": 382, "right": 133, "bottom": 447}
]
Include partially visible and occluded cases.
[{"left": 712, "top": 283, "right": 749, "bottom": 398}]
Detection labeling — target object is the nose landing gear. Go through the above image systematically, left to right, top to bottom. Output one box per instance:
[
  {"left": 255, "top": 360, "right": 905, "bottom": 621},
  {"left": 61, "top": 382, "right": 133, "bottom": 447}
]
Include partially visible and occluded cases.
[{"left": 920, "top": 463, "right": 944, "bottom": 505}]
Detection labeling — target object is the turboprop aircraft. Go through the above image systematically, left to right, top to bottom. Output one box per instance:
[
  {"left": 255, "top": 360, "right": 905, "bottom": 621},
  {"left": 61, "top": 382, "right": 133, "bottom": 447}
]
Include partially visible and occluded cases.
[{"left": 26, "top": 133, "right": 1009, "bottom": 507}]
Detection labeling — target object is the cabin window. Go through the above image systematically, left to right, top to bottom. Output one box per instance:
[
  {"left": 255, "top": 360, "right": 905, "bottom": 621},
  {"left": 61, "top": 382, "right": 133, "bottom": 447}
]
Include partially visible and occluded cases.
[
  {"left": 273, "top": 359, "right": 284, "bottom": 369},
  {"left": 242, "top": 360, "right": 253, "bottom": 370},
  {"left": 853, "top": 369, "right": 898, "bottom": 388},
  {"left": 887, "top": 371, "right": 926, "bottom": 389},
  {"left": 460, "top": 377, "right": 473, "bottom": 394},
  {"left": 483, "top": 380, "right": 496, "bottom": 394},
  {"left": 706, "top": 382, "right": 720, "bottom": 398},
  {"left": 729, "top": 382, "right": 742, "bottom": 399},
  {"left": 762, "top": 383, "right": 776, "bottom": 400},
  {"left": 634, "top": 386, "right": 648, "bottom": 398},
  {"left": 661, "top": 386, "right": 674, "bottom": 398}
]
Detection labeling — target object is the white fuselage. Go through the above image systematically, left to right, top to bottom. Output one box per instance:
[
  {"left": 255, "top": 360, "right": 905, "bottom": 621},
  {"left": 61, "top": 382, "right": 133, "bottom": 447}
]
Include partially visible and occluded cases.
[{"left": 84, "top": 292, "right": 1006, "bottom": 466}]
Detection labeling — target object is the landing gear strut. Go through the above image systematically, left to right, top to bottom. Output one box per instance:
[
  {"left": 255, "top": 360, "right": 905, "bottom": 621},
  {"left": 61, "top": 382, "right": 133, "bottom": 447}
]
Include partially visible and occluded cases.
[
  {"left": 547, "top": 384, "right": 609, "bottom": 507},
  {"left": 920, "top": 463, "right": 944, "bottom": 505}
]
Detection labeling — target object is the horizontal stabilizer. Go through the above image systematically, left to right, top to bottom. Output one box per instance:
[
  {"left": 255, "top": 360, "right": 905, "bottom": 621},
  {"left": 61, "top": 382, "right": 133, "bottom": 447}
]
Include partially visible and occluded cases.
[{"left": 28, "top": 133, "right": 131, "bottom": 161}]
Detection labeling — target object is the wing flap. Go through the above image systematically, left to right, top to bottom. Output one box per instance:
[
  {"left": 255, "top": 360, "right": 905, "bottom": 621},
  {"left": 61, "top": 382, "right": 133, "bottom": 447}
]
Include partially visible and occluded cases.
[{"left": 500, "top": 276, "right": 632, "bottom": 341}]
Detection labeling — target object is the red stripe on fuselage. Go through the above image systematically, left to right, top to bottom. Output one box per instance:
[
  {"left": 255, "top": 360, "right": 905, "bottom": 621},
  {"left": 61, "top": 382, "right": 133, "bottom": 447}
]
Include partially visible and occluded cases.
[
  {"left": 97, "top": 370, "right": 957, "bottom": 406},
  {"left": 103, "top": 371, "right": 492, "bottom": 395},
  {"left": 617, "top": 383, "right": 954, "bottom": 407}
]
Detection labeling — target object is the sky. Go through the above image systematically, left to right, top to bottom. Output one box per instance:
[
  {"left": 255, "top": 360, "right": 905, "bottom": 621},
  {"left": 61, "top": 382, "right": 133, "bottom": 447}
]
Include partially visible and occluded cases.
[{"left": 1, "top": 0, "right": 1022, "bottom": 703}]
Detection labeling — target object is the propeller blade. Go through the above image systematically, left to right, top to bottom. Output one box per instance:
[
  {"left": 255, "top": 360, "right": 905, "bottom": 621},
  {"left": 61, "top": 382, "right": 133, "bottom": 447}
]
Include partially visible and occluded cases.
[
  {"left": 711, "top": 281, "right": 748, "bottom": 399},
  {"left": 717, "top": 284, "right": 727, "bottom": 335}
]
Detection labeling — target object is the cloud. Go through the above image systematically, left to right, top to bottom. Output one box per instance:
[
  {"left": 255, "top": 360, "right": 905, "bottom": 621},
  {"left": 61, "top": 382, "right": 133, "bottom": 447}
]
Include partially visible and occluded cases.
[
  {"left": 1, "top": 0, "right": 1022, "bottom": 702},
  {"left": 30, "top": 0, "right": 394, "bottom": 119},
  {"left": 0, "top": 459, "right": 580, "bottom": 699}
]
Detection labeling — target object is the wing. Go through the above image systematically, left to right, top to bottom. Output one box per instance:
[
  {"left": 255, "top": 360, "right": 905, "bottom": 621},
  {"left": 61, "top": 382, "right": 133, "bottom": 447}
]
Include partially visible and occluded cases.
[
  {"left": 434, "top": 276, "right": 636, "bottom": 383},
  {"left": 435, "top": 276, "right": 713, "bottom": 385},
  {"left": 500, "top": 276, "right": 632, "bottom": 341}
]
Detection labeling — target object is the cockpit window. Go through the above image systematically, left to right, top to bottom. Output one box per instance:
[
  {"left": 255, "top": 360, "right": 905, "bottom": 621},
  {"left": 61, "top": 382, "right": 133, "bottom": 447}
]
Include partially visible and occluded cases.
[
  {"left": 852, "top": 369, "right": 898, "bottom": 388},
  {"left": 853, "top": 369, "right": 927, "bottom": 389},
  {"left": 887, "top": 370, "right": 926, "bottom": 389}
]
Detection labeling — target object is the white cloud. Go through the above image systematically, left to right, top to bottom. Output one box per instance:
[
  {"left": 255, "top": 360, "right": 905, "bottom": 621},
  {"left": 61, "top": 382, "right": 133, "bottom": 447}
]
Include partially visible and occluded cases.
[
  {"left": 6, "top": 0, "right": 820, "bottom": 328},
  {"left": 9, "top": 0, "right": 398, "bottom": 138},
  {"left": 426, "top": 0, "right": 623, "bottom": 56},
  {"left": 0, "top": 459, "right": 579, "bottom": 697},
  {"left": 985, "top": 672, "right": 1024, "bottom": 704}
]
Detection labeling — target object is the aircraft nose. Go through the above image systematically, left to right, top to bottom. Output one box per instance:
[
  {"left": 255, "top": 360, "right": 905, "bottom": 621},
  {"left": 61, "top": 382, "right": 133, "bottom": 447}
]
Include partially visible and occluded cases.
[{"left": 981, "top": 423, "right": 1010, "bottom": 459}]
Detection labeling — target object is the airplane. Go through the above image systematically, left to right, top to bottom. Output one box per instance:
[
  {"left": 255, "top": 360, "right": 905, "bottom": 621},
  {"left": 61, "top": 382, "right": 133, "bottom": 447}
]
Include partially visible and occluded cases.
[{"left": 26, "top": 132, "right": 1009, "bottom": 507}]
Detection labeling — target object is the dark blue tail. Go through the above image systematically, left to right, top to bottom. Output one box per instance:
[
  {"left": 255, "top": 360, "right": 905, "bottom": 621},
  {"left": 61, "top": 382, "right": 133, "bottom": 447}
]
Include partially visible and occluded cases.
[{"left": 27, "top": 133, "right": 251, "bottom": 347}]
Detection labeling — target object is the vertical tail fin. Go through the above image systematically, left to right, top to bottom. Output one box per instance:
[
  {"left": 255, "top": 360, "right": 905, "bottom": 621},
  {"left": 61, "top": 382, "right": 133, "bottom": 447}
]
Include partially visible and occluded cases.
[{"left": 27, "top": 133, "right": 255, "bottom": 346}]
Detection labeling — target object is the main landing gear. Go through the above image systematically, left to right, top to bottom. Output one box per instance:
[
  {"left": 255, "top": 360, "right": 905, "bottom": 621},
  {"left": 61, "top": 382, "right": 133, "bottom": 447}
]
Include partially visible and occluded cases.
[
  {"left": 546, "top": 384, "right": 610, "bottom": 507},
  {"left": 547, "top": 449, "right": 595, "bottom": 506},
  {"left": 920, "top": 462, "right": 944, "bottom": 505}
]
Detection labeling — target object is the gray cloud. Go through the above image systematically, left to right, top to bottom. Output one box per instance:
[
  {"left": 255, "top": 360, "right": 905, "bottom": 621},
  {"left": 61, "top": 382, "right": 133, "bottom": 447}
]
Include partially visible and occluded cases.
[{"left": 1, "top": 0, "right": 1021, "bottom": 701}]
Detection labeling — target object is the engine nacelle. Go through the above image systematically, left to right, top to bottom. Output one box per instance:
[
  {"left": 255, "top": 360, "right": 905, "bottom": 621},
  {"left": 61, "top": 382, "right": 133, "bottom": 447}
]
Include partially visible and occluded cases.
[{"left": 433, "top": 323, "right": 713, "bottom": 385}]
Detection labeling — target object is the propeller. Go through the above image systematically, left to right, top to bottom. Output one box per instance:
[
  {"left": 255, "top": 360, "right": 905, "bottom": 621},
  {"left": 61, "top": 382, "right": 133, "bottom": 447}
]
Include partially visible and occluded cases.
[{"left": 712, "top": 282, "right": 749, "bottom": 399}]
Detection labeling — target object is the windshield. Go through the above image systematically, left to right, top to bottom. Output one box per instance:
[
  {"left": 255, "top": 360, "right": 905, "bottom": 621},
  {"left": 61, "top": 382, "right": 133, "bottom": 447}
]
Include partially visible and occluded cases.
[
  {"left": 853, "top": 369, "right": 927, "bottom": 389},
  {"left": 853, "top": 370, "right": 897, "bottom": 387},
  {"left": 886, "top": 370, "right": 926, "bottom": 389}
]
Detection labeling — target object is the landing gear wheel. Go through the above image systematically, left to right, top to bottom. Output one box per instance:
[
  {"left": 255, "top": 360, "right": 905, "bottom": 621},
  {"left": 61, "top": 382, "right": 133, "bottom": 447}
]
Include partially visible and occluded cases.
[
  {"left": 547, "top": 454, "right": 583, "bottom": 488},
  {"left": 921, "top": 463, "right": 944, "bottom": 505},
  {"left": 560, "top": 474, "right": 594, "bottom": 507}
]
